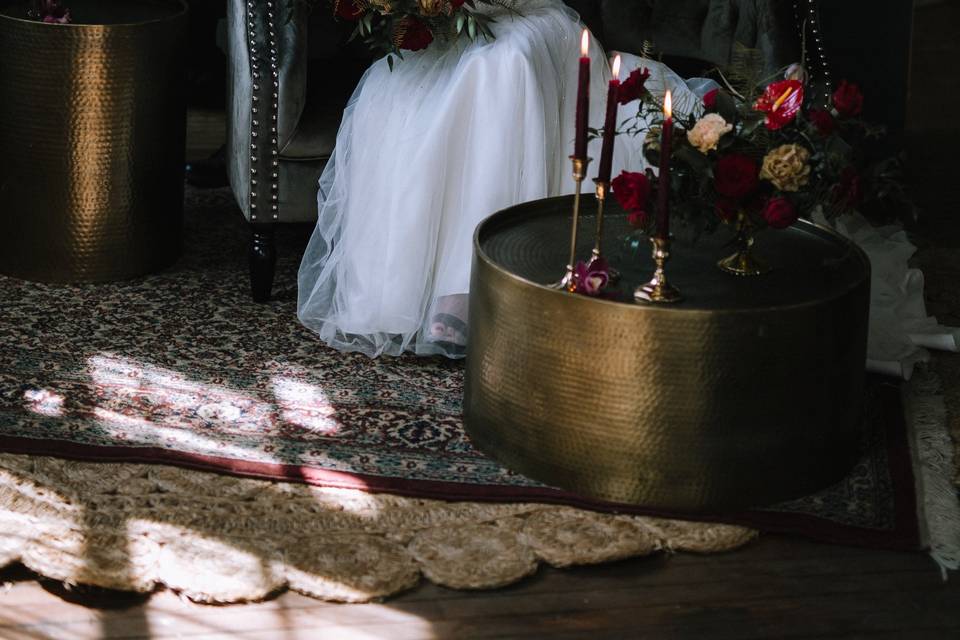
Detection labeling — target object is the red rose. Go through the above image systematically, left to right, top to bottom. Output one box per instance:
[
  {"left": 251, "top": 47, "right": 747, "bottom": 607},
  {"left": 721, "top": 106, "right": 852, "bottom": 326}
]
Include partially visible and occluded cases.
[
  {"left": 333, "top": 0, "right": 364, "bottom": 20},
  {"left": 450, "top": 0, "right": 466, "bottom": 6},
  {"left": 394, "top": 16, "right": 434, "bottom": 51},
  {"left": 618, "top": 67, "right": 650, "bottom": 105},
  {"left": 754, "top": 79, "right": 804, "bottom": 130},
  {"left": 832, "top": 80, "right": 864, "bottom": 118},
  {"left": 703, "top": 88, "right": 719, "bottom": 111},
  {"left": 807, "top": 108, "right": 835, "bottom": 136},
  {"left": 714, "top": 154, "right": 759, "bottom": 200},
  {"left": 832, "top": 167, "right": 863, "bottom": 208},
  {"left": 612, "top": 171, "right": 651, "bottom": 224},
  {"left": 761, "top": 197, "right": 798, "bottom": 229},
  {"left": 627, "top": 210, "right": 648, "bottom": 227}
]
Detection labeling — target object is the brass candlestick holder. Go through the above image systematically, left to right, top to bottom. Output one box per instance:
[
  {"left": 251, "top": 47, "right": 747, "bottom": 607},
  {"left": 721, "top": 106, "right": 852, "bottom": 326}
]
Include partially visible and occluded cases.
[
  {"left": 552, "top": 155, "right": 591, "bottom": 291},
  {"left": 587, "top": 179, "right": 620, "bottom": 284},
  {"left": 634, "top": 236, "right": 682, "bottom": 303}
]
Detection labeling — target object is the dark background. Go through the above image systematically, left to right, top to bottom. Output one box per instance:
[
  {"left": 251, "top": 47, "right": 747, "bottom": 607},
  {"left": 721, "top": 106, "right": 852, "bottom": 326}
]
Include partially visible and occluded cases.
[{"left": 183, "top": 0, "right": 917, "bottom": 131}]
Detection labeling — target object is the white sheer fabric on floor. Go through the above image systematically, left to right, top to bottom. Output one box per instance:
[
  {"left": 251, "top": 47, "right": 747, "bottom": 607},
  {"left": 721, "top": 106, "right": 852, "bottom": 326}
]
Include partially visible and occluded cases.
[
  {"left": 297, "top": 0, "right": 697, "bottom": 358},
  {"left": 816, "top": 212, "right": 960, "bottom": 380}
]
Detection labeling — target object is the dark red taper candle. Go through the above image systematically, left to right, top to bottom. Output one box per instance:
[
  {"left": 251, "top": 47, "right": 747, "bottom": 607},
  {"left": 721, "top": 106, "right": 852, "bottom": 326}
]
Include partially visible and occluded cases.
[
  {"left": 574, "top": 29, "right": 591, "bottom": 161},
  {"left": 596, "top": 55, "right": 622, "bottom": 183},
  {"left": 656, "top": 90, "right": 673, "bottom": 240}
]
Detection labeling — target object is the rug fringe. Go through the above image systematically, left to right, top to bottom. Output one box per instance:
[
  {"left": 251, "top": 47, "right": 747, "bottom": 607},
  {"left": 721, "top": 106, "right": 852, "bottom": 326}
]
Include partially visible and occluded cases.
[{"left": 905, "top": 366, "right": 960, "bottom": 579}]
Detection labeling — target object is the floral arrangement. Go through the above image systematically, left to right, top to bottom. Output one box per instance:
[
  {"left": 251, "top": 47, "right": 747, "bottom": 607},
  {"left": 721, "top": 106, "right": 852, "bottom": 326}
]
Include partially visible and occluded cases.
[
  {"left": 27, "top": 0, "right": 71, "bottom": 23},
  {"left": 330, "top": 0, "right": 507, "bottom": 67},
  {"left": 607, "top": 54, "right": 910, "bottom": 254}
]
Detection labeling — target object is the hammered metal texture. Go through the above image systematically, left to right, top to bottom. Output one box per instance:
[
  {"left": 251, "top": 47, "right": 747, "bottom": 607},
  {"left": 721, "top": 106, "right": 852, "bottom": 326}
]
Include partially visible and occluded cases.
[
  {"left": 0, "top": 0, "right": 187, "bottom": 283},
  {"left": 465, "top": 196, "right": 871, "bottom": 512}
]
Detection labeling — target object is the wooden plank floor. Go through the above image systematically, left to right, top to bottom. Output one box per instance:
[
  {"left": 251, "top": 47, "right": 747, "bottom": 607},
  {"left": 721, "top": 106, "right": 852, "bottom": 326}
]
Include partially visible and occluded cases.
[
  {"left": 2, "top": 2, "right": 959, "bottom": 638},
  {"left": 1, "top": 536, "right": 958, "bottom": 639}
]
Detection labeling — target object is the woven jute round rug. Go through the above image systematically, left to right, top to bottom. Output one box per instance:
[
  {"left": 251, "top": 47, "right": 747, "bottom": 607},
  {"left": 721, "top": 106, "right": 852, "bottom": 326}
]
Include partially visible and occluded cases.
[{"left": 0, "top": 454, "right": 756, "bottom": 603}]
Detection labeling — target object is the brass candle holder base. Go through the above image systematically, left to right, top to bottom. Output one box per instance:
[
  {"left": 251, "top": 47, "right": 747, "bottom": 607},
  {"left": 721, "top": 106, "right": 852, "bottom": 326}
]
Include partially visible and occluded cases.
[
  {"left": 551, "top": 155, "right": 592, "bottom": 292},
  {"left": 586, "top": 179, "right": 620, "bottom": 284},
  {"left": 717, "top": 213, "right": 772, "bottom": 277},
  {"left": 635, "top": 237, "right": 682, "bottom": 304},
  {"left": 717, "top": 246, "right": 772, "bottom": 276},
  {"left": 588, "top": 251, "right": 621, "bottom": 285}
]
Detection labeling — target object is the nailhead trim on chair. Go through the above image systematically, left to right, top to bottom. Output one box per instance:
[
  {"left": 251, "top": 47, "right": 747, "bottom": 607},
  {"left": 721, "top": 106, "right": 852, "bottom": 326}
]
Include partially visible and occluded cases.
[
  {"left": 245, "top": 0, "right": 281, "bottom": 221},
  {"left": 794, "top": 0, "right": 831, "bottom": 108}
]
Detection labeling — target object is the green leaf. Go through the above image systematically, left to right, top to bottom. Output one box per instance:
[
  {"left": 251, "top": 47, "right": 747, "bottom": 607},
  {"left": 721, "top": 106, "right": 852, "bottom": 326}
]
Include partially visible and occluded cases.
[
  {"left": 456, "top": 14, "right": 465, "bottom": 34},
  {"left": 467, "top": 15, "right": 476, "bottom": 40},
  {"left": 725, "top": 43, "right": 766, "bottom": 99},
  {"left": 387, "top": 55, "right": 394, "bottom": 72},
  {"left": 716, "top": 91, "right": 738, "bottom": 124},
  {"left": 740, "top": 113, "right": 765, "bottom": 137},
  {"left": 826, "top": 135, "right": 852, "bottom": 158},
  {"left": 674, "top": 144, "right": 712, "bottom": 177}
]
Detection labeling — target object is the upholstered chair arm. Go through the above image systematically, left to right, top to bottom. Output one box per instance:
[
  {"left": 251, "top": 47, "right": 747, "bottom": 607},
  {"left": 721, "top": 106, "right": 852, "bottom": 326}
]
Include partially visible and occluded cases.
[{"left": 226, "top": 0, "right": 310, "bottom": 222}]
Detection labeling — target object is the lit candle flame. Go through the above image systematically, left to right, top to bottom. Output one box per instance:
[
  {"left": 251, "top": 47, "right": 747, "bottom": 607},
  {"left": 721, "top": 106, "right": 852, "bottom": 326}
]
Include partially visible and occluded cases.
[
  {"left": 581, "top": 29, "right": 590, "bottom": 57},
  {"left": 611, "top": 54, "right": 621, "bottom": 81},
  {"left": 664, "top": 90, "right": 672, "bottom": 119}
]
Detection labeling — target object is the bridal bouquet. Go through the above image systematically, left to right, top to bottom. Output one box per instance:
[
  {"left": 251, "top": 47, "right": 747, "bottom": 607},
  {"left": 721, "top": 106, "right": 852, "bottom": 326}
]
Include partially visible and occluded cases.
[
  {"left": 331, "top": 0, "right": 505, "bottom": 67},
  {"left": 611, "top": 52, "right": 911, "bottom": 251}
]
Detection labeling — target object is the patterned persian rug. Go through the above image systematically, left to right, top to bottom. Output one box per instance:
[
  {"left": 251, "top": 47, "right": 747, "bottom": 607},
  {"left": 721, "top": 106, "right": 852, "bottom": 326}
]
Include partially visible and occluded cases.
[{"left": 0, "top": 186, "right": 956, "bottom": 601}]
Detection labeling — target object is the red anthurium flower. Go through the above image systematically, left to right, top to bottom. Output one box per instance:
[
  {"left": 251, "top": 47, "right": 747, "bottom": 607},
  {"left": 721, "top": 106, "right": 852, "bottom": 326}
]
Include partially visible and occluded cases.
[
  {"left": 333, "top": 0, "right": 364, "bottom": 20},
  {"left": 394, "top": 16, "right": 434, "bottom": 51},
  {"left": 618, "top": 67, "right": 651, "bottom": 105},
  {"left": 754, "top": 79, "right": 804, "bottom": 130},
  {"left": 832, "top": 80, "right": 864, "bottom": 118},
  {"left": 703, "top": 88, "right": 719, "bottom": 111},
  {"left": 714, "top": 154, "right": 759, "bottom": 200},
  {"left": 612, "top": 171, "right": 651, "bottom": 222},
  {"left": 761, "top": 197, "right": 798, "bottom": 229}
]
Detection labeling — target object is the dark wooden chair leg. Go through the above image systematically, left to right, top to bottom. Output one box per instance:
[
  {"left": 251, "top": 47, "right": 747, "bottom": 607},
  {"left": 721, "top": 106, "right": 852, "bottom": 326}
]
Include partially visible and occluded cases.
[{"left": 249, "top": 223, "right": 277, "bottom": 303}]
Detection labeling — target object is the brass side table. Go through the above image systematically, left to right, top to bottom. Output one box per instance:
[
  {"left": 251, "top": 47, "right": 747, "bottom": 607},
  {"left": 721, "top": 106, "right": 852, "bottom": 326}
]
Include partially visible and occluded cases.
[
  {"left": 0, "top": 0, "right": 188, "bottom": 283},
  {"left": 464, "top": 196, "right": 871, "bottom": 512}
]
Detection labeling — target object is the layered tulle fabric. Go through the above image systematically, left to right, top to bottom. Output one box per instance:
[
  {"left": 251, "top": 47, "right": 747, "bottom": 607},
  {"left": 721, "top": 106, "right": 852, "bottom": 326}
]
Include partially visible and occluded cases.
[{"left": 297, "top": 1, "right": 694, "bottom": 358}]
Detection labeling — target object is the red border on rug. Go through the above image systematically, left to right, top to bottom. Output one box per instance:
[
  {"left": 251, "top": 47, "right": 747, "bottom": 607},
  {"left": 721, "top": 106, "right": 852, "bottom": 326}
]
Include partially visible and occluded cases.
[{"left": 0, "top": 382, "right": 921, "bottom": 551}]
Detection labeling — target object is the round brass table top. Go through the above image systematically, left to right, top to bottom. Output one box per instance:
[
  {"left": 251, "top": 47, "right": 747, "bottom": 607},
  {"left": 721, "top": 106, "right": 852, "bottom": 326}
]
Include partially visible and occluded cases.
[
  {"left": 465, "top": 195, "right": 871, "bottom": 512},
  {"left": 477, "top": 196, "right": 868, "bottom": 311}
]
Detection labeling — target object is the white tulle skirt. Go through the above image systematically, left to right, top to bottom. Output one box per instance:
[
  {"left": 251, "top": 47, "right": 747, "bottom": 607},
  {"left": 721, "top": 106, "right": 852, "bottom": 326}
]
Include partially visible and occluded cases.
[{"left": 296, "top": 1, "right": 697, "bottom": 358}]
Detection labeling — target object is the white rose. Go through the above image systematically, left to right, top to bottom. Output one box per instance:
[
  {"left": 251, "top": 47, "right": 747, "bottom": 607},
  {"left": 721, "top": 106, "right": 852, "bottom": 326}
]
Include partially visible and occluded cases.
[{"left": 686, "top": 113, "right": 733, "bottom": 154}]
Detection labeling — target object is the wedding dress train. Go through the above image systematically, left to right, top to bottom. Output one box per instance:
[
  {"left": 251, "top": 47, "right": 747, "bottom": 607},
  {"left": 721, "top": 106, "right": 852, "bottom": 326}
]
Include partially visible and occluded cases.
[{"left": 296, "top": 0, "right": 695, "bottom": 358}]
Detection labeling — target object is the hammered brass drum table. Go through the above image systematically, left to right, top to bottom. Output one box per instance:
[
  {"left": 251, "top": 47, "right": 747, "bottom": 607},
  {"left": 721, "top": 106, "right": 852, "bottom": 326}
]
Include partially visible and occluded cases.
[
  {"left": 0, "top": 0, "right": 187, "bottom": 283},
  {"left": 464, "top": 196, "right": 871, "bottom": 512}
]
